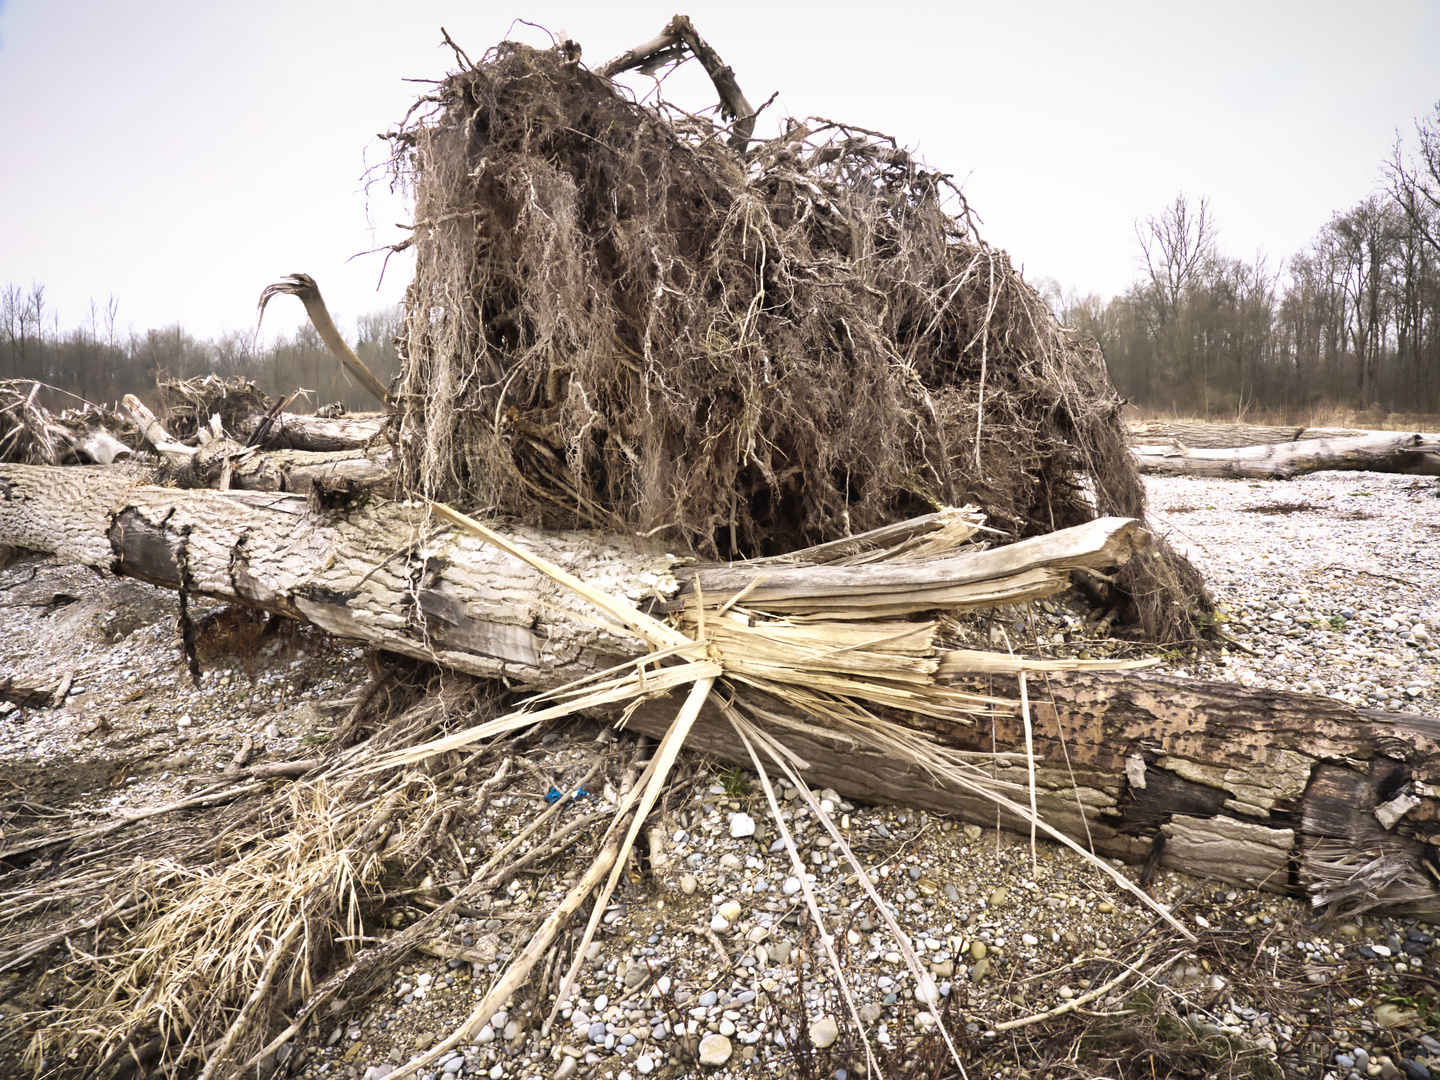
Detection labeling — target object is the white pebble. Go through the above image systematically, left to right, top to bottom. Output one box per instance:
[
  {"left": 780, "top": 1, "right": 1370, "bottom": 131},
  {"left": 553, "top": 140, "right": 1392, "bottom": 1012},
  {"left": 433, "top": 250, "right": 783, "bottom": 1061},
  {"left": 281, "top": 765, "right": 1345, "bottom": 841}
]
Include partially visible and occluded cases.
[{"left": 729, "top": 812, "right": 756, "bottom": 838}]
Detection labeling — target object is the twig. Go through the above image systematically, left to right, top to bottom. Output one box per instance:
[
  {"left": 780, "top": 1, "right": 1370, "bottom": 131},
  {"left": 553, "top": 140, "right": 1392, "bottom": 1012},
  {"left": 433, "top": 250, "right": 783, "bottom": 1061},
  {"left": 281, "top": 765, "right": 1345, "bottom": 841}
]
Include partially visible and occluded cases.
[{"left": 987, "top": 948, "right": 1181, "bottom": 1033}]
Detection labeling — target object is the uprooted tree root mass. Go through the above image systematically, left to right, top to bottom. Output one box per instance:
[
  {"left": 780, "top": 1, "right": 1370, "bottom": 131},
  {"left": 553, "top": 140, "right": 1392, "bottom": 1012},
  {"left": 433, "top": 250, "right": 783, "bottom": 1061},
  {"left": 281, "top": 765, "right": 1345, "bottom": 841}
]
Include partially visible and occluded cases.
[{"left": 388, "top": 40, "right": 1209, "bottom": 642}]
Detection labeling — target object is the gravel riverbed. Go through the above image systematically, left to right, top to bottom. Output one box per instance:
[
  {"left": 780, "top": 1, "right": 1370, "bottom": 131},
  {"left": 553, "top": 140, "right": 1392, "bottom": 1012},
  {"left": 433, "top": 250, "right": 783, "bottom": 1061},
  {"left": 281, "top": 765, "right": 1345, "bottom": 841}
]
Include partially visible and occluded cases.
[{"left": 2, "top": 471, "right": 1438, "bottom": 1080}]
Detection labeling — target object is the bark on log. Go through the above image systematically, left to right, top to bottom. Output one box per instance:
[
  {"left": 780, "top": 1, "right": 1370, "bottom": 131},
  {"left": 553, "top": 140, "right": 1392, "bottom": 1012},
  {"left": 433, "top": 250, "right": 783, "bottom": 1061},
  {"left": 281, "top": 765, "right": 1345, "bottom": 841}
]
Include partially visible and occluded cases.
[
  {"left": 236, "top": 412, "right": 385, "bottom": 453},
  {"left": 1127, "top": 420, "right": 1440, "bottom": 449},
  {"left": 1127, "top": 421, "right": 1358, "bottom": 448},
  {"left": 1133, "top": 432, "right": 1440, "bottom": 478},
  {"left": 185, "top": 442, "right": 396, "bottom": 497},
  {"left": 3, "top": 461, "right": 1438, "bottom": 916},
  {"left": 0, "top": 464, "right": 1131, "bottom": 687},
  {"left": 616, "top": 673, "right": 1440, "bottom": 917}
]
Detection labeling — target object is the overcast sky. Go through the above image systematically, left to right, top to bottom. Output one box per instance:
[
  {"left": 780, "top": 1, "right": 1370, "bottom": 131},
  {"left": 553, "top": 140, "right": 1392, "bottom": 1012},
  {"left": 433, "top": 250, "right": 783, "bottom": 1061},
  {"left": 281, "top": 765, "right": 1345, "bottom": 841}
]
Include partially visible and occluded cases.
[{"left": 1, "top": 0, "right": 1437, "bottom": 346}]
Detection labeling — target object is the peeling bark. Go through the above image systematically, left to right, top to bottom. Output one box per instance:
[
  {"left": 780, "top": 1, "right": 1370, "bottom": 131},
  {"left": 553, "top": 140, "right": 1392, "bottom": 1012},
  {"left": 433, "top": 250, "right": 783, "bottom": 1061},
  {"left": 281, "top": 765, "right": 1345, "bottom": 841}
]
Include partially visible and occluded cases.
[
  {"left": 4, "top": 461, "right": 1438, "bottom": 916},
  {"left": 618, "top": 672, "right": 1440, "bottom": 916}
]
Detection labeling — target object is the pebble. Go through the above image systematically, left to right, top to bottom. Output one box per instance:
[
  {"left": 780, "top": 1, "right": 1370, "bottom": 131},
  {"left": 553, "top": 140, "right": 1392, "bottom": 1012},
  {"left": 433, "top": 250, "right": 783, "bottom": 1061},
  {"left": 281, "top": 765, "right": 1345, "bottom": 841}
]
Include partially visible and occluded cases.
[
  {"left": 809, "top": 1016, "right": 839, "bottom": 1048},
  {"left": 697, "top": 1033, "right": 732, "bottom": 1066}
]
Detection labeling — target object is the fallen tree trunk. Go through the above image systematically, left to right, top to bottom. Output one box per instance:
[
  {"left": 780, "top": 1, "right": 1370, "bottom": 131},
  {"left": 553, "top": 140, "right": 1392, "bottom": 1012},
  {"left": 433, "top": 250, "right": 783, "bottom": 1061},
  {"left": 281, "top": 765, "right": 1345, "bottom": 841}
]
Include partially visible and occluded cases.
[
  {"left": 236, "top": 411, "right": 385, "bottom": 453},
  {"left": 1128, "top": 419, "right": 1440, "bottom": 449},
  {"left": 1127, "top": 421, "right": 1365, "bottom": 448},
  {"left": 1133, "top": 432, "right": 1440, "bottom": 478},
  {"left": 172, "top": 442, "right": 396, "bottom": 497},
  {"left": 3, "top": 461, "right": 1437, "bottom": 916},
  {"left": 0, "top": 464, "right": 1136, "bottom": 687},
  {"left": 618, "top": 673, "right": 1440, "bottom": 917}
]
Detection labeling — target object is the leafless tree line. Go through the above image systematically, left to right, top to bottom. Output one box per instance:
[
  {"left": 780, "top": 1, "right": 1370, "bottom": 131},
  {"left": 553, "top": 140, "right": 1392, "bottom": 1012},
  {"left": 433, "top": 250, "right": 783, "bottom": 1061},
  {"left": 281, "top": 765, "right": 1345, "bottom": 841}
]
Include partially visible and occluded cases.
[
  {"left": 1065, "top": 103, "right": 1440, "bottom": 418},
  {"left": 8, "top": 105, "right": 1440, "bottom": 421},
  {"left": 0, "top": 284, "right": 401, "bottom": 413}
]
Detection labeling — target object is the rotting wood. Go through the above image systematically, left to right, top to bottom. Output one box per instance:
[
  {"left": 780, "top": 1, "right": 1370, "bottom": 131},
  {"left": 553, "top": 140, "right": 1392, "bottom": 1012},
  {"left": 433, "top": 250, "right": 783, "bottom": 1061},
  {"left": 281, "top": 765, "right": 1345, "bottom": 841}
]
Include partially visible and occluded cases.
[
  {"left": 1, "top": 380, "right": 133, "bottom": 466},
  {"left": 115, "top": 400, "right": 397, "bottom": 495},
  {"left": 235, "top": 410, "right": 385, "bottom": 453},
  {"left": 1127, "top": 419, "right": 1440, "bottom": 449},
  {"left": 1127, "top": 421, "right": 1357, "bottom": 448},
  {"left": 1133, "top": 431, "right": 1440, "bottom": 478},
  {"left": 189, "top": 442, "right": 396, "bottom": 497},
  {"left": 3, "top": 460, "right": 1438, "bottom": 916},
  {"left": 0, "top": 463, "right": 1130, "bottom": 688},
  {"left": 616, "top": 670, "right": 1440, "bottom": 918},
  {"left": 0, "top": 676, "right": 56, "bottom": 708}
]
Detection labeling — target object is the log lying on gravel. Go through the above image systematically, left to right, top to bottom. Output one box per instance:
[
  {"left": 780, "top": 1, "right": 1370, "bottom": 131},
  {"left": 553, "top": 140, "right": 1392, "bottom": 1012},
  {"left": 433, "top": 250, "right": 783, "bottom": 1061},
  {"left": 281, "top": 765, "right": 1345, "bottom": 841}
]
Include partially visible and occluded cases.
[
  {"left": 1133, "top": 432, "right": 1440, "bottom": 478},
  {"left": 3, "top": 460, "right": 1437, "bottom": 917},
  {"left": 0, "top": 463, "right": 1137, "bottom": 687},
  {"left": 619, "top": 672, "right": 1440, "bottom": 917}
]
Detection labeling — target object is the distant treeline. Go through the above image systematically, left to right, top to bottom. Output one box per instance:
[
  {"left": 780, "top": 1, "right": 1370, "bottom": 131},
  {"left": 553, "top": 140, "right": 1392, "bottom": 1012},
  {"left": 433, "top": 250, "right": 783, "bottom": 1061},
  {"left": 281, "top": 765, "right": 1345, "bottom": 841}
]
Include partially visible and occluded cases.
[
  {"left": 1058, "top": 103, "right": 1440, "bottom": 418},
  {"left": 7, "top": 105, "right": 1440, "bottom": 420},
  {"left": 0, "top": 288, "right": 401, "bottom": 414}
]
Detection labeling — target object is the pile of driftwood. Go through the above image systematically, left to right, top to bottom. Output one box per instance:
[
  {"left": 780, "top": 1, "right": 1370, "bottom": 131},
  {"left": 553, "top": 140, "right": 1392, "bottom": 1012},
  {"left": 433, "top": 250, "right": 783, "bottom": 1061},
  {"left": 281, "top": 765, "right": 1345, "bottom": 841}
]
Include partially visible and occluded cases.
[
  {"left": 2, "top": 19, "right": 1439, "bottom": 1080},
  {"left": 0, "top": 380, "right": 133, "bottom": 466}
]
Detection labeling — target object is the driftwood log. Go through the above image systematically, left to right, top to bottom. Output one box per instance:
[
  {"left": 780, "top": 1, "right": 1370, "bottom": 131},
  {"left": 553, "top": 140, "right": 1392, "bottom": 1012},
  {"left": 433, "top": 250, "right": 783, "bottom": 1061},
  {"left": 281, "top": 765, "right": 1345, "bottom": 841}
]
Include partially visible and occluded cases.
[
  {"left": 235, "top": 411, "right": 384, "bottom": 453},
  {"left": 1127, "top": 421, "right": 1370, "bottom": 448},
  {"left": 1133, "top": 431, "right": 1440, "bottom": 478},
  {"left": 2, "top": 461, "right": 1437, "bottom": 917},
  {"left": 0, "top": 464, "right": 1137, "bottom": 685},
  {"left": 621, "top": 674, "right": 1440, "bottom": 917}
]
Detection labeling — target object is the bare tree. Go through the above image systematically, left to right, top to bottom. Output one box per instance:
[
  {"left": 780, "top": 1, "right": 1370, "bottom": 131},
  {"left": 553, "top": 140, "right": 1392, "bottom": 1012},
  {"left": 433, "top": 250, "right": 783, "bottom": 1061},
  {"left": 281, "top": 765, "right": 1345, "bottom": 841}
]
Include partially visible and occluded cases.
[
  {"left": 1388, "top": 102, "right": 1440, "bottom": 258},
  {"left": 1135, "top": 194, "right": 1218, "bottom": 324},
  {"left": 1328, "top": 196, "right": 1401, "bottom": 403}
]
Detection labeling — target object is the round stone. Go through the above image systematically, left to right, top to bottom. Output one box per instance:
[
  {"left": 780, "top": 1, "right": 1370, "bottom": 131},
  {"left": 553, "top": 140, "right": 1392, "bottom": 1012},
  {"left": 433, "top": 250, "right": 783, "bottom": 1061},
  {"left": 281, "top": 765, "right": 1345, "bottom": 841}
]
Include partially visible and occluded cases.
[
  {"left": 914, "top": 978, "right": 940, "bottom": 1005},
  {"left": 809, "top": 1016, "right": 839, "bottom": 1048},
  {"left": 697, "top": 1033, "right": 733, "bottom": 1066}
]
